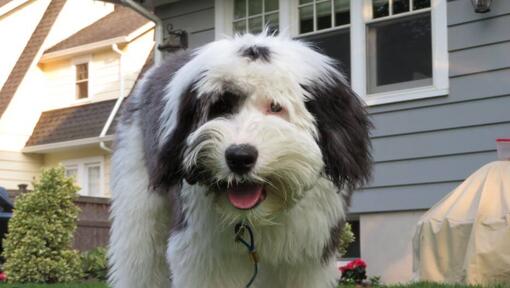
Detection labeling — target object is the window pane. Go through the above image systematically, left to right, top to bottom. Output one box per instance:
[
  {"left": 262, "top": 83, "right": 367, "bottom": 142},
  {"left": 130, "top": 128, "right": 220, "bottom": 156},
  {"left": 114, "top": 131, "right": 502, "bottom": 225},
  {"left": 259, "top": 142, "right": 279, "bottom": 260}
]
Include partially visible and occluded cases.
[
  {"left": 234, "top": 0, "right": 246, "bottom": 19},
  {"left": 248, "top": 0, "right": 262, "bottom": 16},
  {"left": 264, "top": 0, "right": 278, "bottom": 12},
  {"left": 299, "top": 0, "right": 312, "bottom": 4},
  {"left": 335, "top": 0, "right": 350, "bottom": 26},
  {"left": 372, "top": 0, "right": 389, "bottom": 18},
  {"left": 393, "top": 0, "right": 410, "bottom": 14},
  {"left": 413, "top": 0, "right": 431, "bottom": 10},
  {"left": 316, "top": 1, "right": 332, "bottom": 31},
  {"left": 299, "top": 5, "right": 314, "bottom": 34},
  {"left": 265, "top": 12, "right": 279, "bottom": 34},
  {"left": 367, "top": 13, "right": 432, "bottom": 93},
  {"left": 248, "top": 16, "right": 263, "bottom": 33},
  {"left": 233, "top": 20, "right": 246, "bottom": 34},
  {"left": 302, "top": 28, "right": 351, "bottom": 79},
  {"left": 76, "top": 63, "right": 88, "bottom": 81},
  {"left": 76, "top": 82, "right": 88, "bottom": 99},
  {"left": 87, "top": 165, "right": 101, "bottom": 197},
  {"left": 65, "top": 167, "right": 78, "bottom": 181}
]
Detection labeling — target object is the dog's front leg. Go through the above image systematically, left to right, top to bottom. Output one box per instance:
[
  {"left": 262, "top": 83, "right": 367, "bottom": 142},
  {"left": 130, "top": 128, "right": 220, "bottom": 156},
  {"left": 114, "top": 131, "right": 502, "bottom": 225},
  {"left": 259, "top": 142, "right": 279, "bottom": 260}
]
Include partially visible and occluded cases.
[{"left": 108, "top": 123, "right": 172, "bottom": 288}]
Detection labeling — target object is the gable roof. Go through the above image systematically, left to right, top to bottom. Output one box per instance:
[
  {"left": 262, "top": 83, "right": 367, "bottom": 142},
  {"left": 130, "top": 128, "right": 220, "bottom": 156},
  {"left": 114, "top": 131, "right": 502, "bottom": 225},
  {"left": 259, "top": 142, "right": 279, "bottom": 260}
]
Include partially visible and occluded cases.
[
  {"left": 0, "top": 0, "right": 66, "bottom": 118},
  {"left": 45, "top": 6, "right": 150, "bottom": 54},
  {"left": 25, "top": 46, "right": 155, "bottom": 151}
]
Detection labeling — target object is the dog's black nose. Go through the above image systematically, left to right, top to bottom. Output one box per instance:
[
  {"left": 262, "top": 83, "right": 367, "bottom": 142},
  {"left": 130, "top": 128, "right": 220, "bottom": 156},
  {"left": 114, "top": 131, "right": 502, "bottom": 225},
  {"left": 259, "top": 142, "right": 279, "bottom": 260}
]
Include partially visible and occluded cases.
[{"left": 225, "top": 144, "right": 258, "bottom": 174}]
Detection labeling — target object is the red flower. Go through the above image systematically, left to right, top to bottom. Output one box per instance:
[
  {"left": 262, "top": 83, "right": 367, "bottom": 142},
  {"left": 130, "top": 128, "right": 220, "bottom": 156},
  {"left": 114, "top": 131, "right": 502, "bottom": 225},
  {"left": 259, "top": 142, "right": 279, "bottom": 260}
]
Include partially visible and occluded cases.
[
  {"left": 339, "top": 258, "right": 367, "bottom": 273},
  {"left": 351, "top": 258, "right": 367, "bottom": 269},
  {"left": 0, "top": 272, "right": 7, "bottom": 282}
]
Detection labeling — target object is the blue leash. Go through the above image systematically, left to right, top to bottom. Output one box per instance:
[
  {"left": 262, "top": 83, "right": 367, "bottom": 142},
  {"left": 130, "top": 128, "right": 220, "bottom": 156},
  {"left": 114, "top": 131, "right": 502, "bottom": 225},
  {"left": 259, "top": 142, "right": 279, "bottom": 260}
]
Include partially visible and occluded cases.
[{"left": 234, "top": 221, "right": 259, "bottom": 288}]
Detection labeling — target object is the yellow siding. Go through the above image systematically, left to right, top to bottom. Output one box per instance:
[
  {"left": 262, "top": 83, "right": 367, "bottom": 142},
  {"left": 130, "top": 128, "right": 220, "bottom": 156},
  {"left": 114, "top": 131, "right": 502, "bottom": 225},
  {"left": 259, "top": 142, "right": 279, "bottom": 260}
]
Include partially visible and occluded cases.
[
  {"left": 0, "top": 0, "right": 114, "bottom": 152},
  {"left": 42, "top": 27, "right": 154, "bottom": 109},
  {"left": 0, "top": 151, "right": 42, "bottom": 190}
]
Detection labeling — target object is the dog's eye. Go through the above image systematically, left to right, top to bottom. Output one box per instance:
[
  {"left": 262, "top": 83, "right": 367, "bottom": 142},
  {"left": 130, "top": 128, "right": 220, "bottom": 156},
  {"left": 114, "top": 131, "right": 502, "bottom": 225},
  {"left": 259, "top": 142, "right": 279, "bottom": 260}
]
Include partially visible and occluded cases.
[
  {"left": 208, "top": 92, "right": 238, "bottom": 119},
  {"left": 209, "top": 100, "right": 232, "bottom": 119},
  {"left": 270, "top": 102, "right": 283, "bottom": 113}
]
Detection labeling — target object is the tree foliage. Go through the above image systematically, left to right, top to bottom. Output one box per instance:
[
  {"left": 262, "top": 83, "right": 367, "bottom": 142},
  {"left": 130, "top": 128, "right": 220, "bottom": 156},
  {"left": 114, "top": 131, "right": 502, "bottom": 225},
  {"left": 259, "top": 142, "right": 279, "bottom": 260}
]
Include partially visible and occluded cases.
[
  {"left": 3, "top": 167, "right": 82, "bottom": 283},
  {"left": 338, "top": 222, "right": 355, "bottom": 256}
]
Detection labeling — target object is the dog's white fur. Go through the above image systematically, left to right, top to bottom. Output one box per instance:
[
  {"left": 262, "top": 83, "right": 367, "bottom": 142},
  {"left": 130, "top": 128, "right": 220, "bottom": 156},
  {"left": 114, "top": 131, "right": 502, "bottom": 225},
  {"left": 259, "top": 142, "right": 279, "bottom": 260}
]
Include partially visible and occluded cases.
[{"left": 108, "top": 33, "right": 371, "bottom": 288}]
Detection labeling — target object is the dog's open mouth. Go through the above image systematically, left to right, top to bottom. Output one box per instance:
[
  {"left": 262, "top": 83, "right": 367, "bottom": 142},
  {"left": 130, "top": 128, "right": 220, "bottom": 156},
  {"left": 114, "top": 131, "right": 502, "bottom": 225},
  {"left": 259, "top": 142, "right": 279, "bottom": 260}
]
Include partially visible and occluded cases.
[{"left": 226, "top": 182, "right": 266, "bottom": 210}]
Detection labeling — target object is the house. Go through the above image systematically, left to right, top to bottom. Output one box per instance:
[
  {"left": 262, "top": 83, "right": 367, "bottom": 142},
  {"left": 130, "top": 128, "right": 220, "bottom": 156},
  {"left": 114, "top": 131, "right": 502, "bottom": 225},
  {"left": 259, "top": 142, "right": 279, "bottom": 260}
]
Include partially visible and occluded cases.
[
  {"left": 0, "top": 0, "right": 155, "bottom": 250},
  {"left": 113, "top": 0, "right": 510, "bottom": 283}
]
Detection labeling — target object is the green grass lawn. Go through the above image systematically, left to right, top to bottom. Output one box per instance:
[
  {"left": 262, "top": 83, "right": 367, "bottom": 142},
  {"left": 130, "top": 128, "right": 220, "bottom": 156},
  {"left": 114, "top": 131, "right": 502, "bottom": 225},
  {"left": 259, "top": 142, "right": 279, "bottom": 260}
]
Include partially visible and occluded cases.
[{"left": 0, "top": 282, "right": 508, "bottom": 288}]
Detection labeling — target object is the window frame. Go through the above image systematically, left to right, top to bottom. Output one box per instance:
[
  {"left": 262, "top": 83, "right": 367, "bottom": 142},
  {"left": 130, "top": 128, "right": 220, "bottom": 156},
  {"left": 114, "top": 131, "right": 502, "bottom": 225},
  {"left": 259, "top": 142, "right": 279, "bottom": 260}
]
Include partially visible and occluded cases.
[
  {"left": 214, "top": 0, "right": 448, "bottom": 106},
  {"left": 72, "top": 55, "right": 93, "bottom": 102},
  {"left": 62, "top": 156, "right": 105, "bottom": 198}
]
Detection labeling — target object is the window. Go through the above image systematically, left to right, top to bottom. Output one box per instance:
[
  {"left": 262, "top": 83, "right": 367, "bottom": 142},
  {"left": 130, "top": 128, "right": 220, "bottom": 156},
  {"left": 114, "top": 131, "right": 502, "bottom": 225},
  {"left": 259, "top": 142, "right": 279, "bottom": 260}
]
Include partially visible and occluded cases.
[
  {"left": 215, "top": 0, "right": 448, "bottom": 105},
  {"left": 232, "top": 0, "right": 279, "bottom": 34},
  {"left": 298, "top": 0, "right": 350, "bottom": 34},
  {"left": 298, "top": 0, "right": 351, "bottom": 79},
  {"left": 366, "top": 0, "right": 432, "bottom": 93},
  {"left": 75, "top": 63, "right": 89, "bottom": 99},
  {"left": 63, "top": 157, "right": 104, "bottom": 197}
]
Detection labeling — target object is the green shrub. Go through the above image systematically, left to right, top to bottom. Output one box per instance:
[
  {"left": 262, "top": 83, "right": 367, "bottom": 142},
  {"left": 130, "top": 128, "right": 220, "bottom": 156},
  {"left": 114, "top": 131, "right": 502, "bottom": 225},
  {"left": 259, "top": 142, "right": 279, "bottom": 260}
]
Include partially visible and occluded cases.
[
  {"left": 2, "top": 167, "right": 82, "bottom": 283},
  {"left": 338, "top": 222, "right": 355, "bottom": 256},
  {"left": 81, "top": 247, "right": 107, "bottom": 281}
]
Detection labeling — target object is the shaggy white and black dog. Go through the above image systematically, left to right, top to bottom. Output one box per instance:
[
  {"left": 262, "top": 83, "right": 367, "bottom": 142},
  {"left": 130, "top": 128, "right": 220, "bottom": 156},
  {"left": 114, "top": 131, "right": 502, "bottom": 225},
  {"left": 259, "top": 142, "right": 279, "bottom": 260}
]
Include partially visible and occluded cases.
[{"left": 108, "top": 33, "right": 371, "bottom": 288}]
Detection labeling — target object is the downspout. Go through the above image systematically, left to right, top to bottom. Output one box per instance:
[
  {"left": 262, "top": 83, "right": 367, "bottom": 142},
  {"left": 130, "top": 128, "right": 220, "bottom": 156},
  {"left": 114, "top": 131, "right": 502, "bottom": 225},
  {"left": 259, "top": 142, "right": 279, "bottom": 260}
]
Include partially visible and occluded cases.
[
  {"left": 120, "top": 0, "right": 163, "bottom": 64},
  {"left": 99, "top": 44, "right": 124, "bottom": 153}
]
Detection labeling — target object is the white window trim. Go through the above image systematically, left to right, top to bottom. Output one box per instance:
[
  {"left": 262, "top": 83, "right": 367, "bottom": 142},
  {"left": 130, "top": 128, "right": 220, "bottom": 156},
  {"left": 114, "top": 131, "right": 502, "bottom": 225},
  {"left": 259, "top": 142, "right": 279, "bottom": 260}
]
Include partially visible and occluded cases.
[
  {"left": 214, "top": 0, "right": 449, "bottom": 106},
  {"left": 72, "top": 55, "right": 93, "bottom": 103},
  {"left": 62, "top": 156, "right": 105, "bottom": 198}
]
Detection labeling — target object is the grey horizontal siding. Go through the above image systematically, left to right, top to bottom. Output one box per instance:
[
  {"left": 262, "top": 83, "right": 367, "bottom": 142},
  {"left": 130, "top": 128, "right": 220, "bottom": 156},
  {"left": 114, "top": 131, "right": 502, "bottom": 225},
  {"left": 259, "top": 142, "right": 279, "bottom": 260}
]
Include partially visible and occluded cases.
[
  {"left": 156, "top": 0, "right": 213, "bottom": 19},
  {"left": 449, "top": 14, "right": 510, "bottom": 51},
  {"left": 449, "top": 41, "right": 510, "bottom": 77},
  {"left": 369, "top": 68, "right": 510, "bottom": 114},
  {"left": 371, "top": 96, "right": 510, "bottom": 137},
  {"left": 372, "top": 122, "right": 509, "bottom": 162},
  {"left": 368, "top": 151, "right": 496, "bottom": 188},
  {"left": 351, "top": 181, "right": 461, "bottom": 214}
]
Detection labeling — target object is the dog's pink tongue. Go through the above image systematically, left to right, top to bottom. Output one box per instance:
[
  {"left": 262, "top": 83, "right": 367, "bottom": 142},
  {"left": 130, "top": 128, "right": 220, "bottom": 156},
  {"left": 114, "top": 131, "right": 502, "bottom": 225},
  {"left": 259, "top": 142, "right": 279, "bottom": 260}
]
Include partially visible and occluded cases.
[{"left": 227, "top": 183, "right": 264, "bottom": 210}]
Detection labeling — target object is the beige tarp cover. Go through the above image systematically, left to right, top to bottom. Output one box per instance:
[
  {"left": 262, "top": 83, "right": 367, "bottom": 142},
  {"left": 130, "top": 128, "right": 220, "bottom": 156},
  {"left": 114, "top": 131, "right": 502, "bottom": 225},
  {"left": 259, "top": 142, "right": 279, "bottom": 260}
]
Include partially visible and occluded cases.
[{"left": 413, "top": 161, "right": 510, "bottom": 284}]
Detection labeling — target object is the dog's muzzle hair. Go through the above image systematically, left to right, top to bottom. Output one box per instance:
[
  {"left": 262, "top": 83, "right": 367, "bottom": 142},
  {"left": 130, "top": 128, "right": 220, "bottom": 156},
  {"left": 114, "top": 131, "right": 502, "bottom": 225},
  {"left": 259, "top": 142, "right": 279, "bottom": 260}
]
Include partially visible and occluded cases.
[{"left": 182, "top": 112, "right": 324, "bottom": 224}]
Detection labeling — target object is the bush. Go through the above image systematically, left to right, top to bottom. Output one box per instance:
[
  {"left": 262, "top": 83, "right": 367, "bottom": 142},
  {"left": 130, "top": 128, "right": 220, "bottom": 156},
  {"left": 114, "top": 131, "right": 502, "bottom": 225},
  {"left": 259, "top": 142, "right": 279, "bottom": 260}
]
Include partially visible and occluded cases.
[
  {"left": 2, "top": 167, "right": 82, "bottom": 283},
  {"left": 338, "top": 222, "right": 355, "bottom": 256},
  {"left": 81, "top": 247, "right": 107, "bottom": 281}
]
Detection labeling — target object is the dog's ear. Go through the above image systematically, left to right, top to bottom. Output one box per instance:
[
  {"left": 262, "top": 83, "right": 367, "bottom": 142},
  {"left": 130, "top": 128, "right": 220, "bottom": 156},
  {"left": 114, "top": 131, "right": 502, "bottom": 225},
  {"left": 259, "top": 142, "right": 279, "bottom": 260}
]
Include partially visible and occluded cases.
[
  {"left": 304, "top": 77, "right": 372, "bottom": 194},
  {"left": 149, "top": 88, "right": 203, "bottom": 190}
]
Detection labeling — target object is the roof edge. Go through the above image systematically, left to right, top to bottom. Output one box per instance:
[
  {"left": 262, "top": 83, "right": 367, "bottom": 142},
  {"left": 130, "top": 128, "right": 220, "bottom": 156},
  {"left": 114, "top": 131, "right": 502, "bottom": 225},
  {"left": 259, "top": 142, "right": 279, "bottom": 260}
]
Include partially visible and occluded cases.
[
  {"left": 0, "top": 0, "right": 30, "bottom": 17},
  {"left": 40, "top": 21, "right": 154, "bottom": 63},
  {"left": 40, "top": 37, "right": 128, "bottom": 63},
  {"left": 23, "top": 135, "right": 114, "bottom": 153}
]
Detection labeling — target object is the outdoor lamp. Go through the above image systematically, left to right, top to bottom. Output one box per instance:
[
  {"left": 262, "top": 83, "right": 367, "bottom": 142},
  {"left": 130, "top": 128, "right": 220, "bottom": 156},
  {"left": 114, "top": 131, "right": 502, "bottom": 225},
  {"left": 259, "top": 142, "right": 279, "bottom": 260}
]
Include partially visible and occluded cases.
[
  {"left": 471, "top": 0, "right": 493, "bottom": 13},
  {"left": 158, "top": 24, "right": 188, "bottom": 52}
]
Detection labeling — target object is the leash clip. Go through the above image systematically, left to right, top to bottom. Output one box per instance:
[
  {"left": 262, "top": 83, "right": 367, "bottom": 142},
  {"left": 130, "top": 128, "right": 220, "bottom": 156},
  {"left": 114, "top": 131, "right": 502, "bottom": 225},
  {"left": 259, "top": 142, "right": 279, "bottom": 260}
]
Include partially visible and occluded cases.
[{"left": 234, "top": 221, "right": 259, "bottom": 287}]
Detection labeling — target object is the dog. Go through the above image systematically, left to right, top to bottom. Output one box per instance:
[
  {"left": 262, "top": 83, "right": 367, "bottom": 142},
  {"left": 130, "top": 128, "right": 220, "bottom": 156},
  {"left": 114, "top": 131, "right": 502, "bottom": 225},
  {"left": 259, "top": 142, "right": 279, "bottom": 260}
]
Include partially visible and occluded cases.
[{"left": 108, "top": 33, "right": 371, "bottom": 288}]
